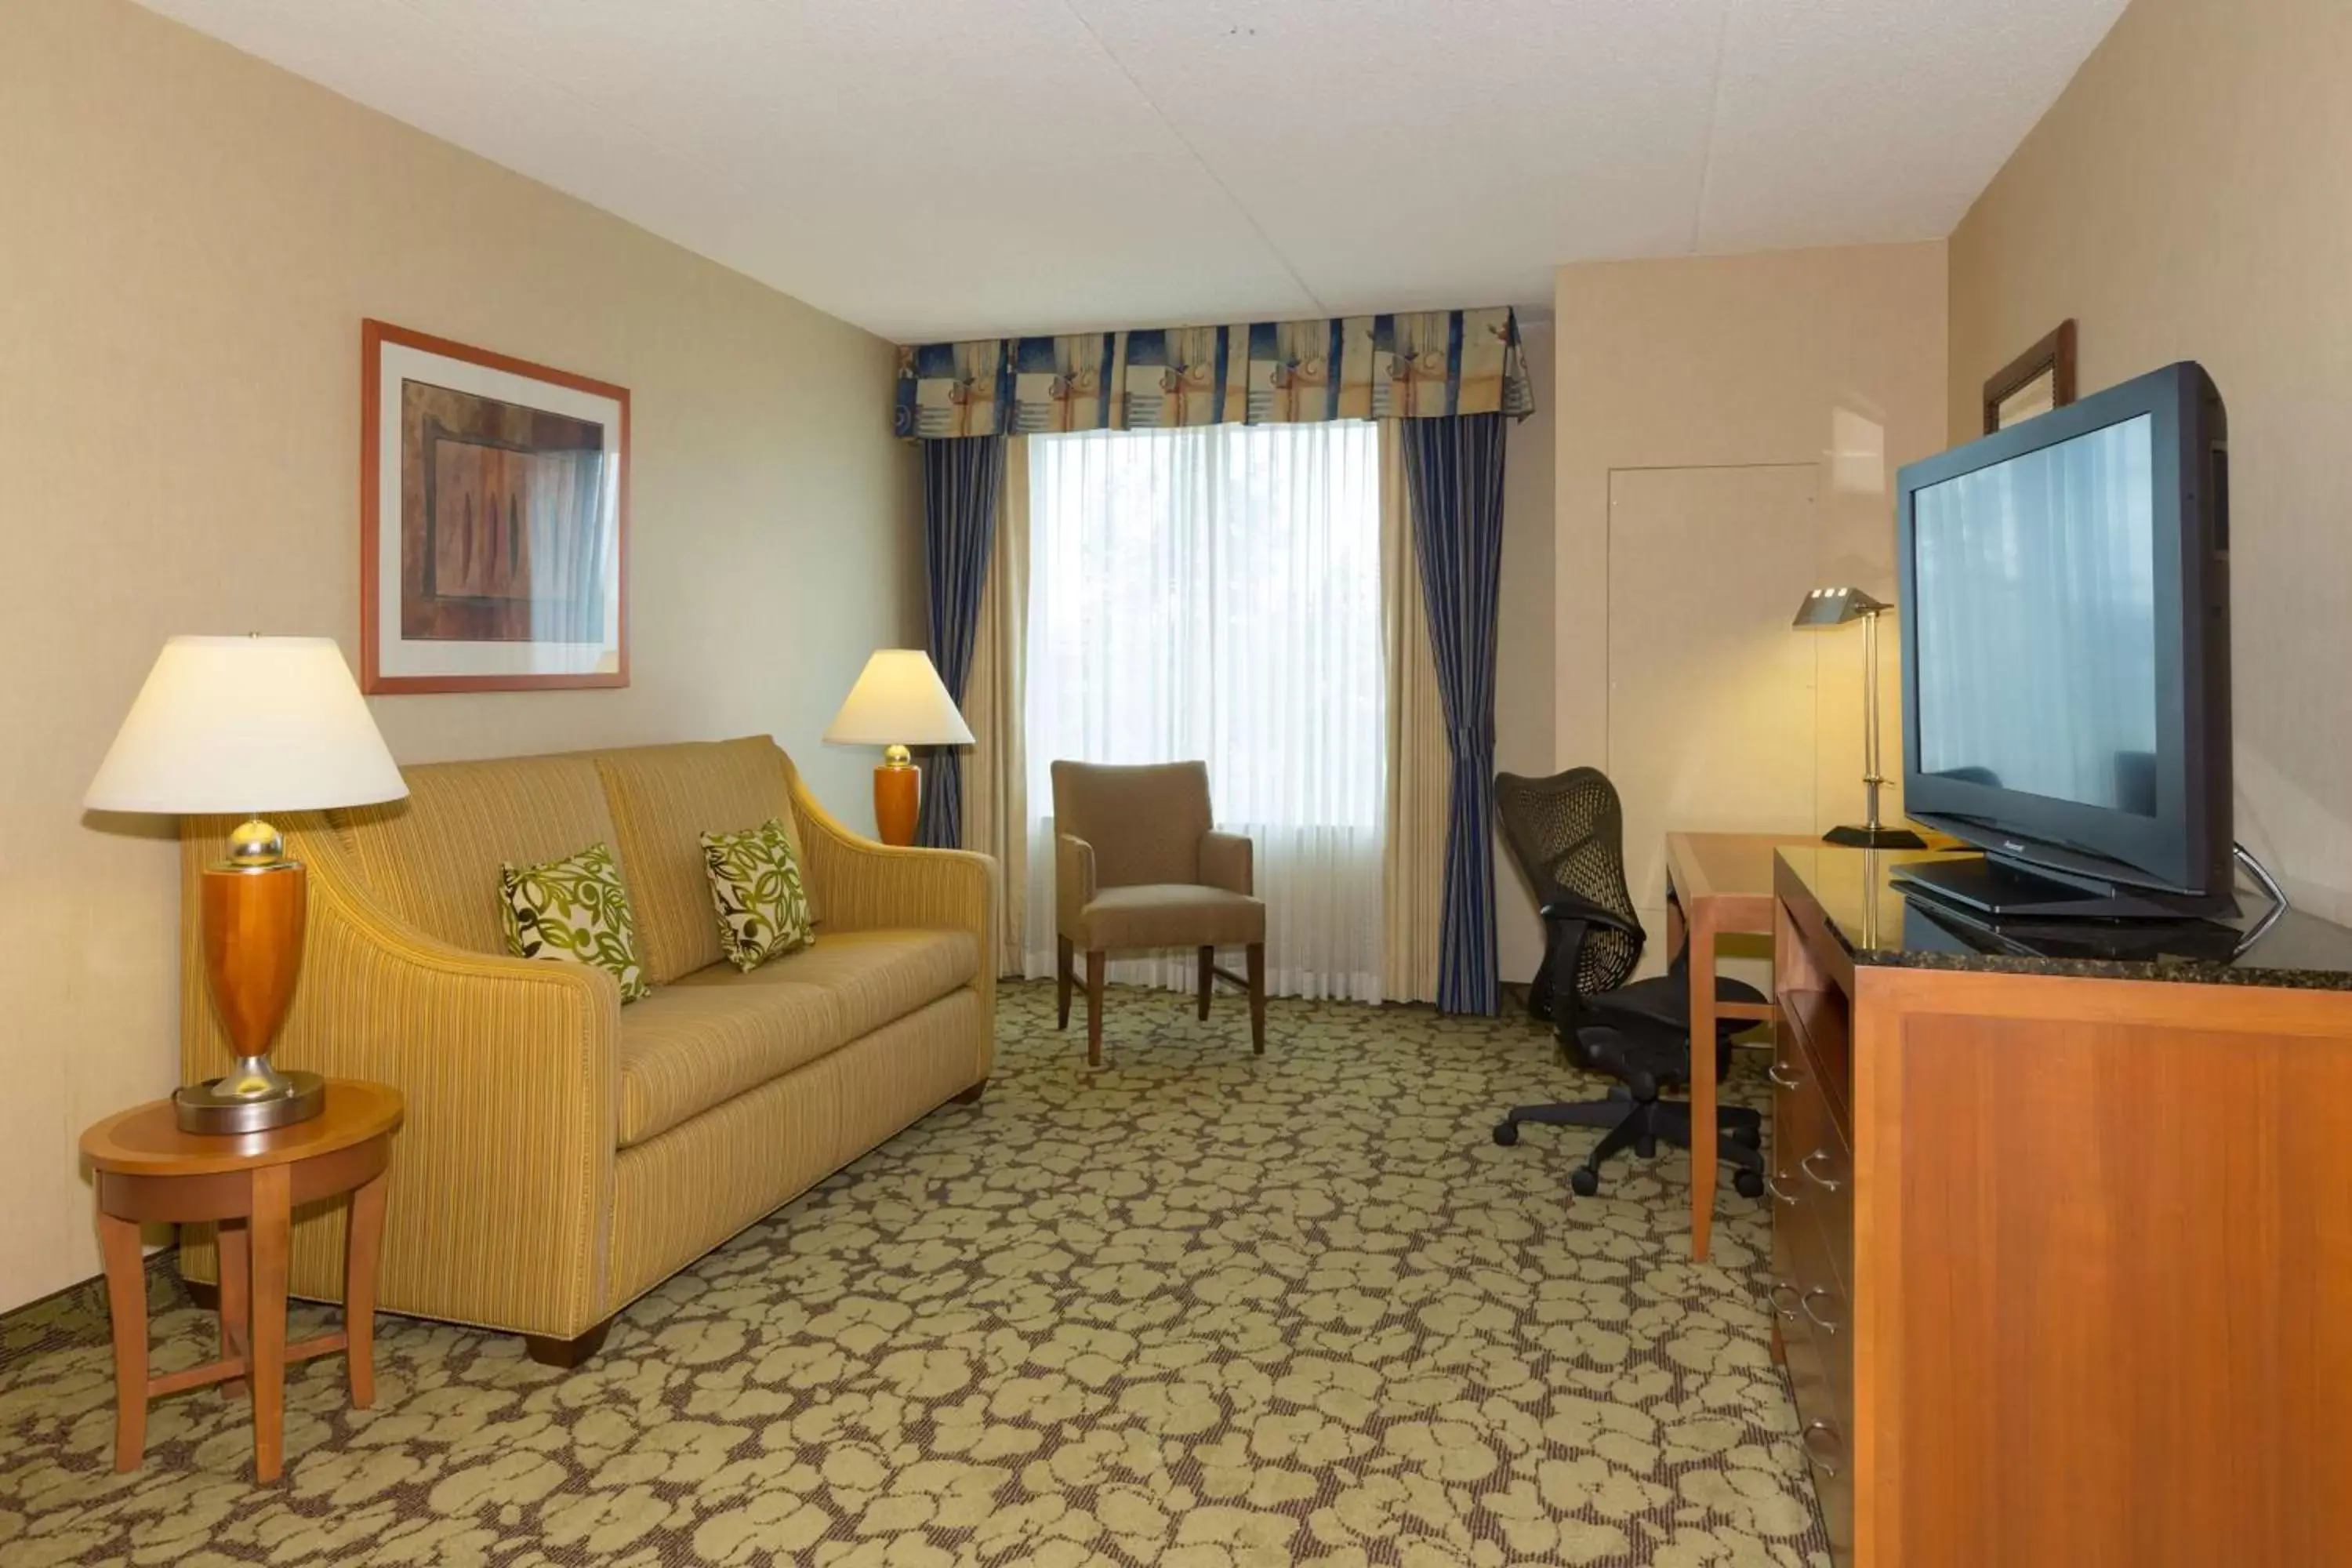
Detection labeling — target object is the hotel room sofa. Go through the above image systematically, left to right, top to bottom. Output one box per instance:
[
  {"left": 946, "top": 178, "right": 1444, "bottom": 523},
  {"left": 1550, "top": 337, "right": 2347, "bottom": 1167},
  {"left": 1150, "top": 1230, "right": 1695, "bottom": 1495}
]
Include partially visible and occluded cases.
[{"left": 175, "top": 735, "right": 996, "bottom": 1364}]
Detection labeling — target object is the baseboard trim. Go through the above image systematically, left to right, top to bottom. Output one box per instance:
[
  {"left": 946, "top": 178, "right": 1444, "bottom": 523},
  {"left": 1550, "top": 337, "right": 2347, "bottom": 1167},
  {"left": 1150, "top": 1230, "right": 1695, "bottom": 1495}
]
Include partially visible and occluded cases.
[{"left": 0, "top": 1249, "right": 187, "bottom": 1359}]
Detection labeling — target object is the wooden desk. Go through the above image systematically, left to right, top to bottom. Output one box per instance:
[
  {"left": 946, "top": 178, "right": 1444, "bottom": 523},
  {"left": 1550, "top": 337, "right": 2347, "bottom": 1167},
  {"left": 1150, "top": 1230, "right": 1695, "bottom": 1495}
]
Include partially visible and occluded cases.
[
  {"left": 1661, "top": 832, "right": 1816, "bottom": 1260},
  {"left": 81, "top": 1080, "right": 403, "bottom": 1483}
]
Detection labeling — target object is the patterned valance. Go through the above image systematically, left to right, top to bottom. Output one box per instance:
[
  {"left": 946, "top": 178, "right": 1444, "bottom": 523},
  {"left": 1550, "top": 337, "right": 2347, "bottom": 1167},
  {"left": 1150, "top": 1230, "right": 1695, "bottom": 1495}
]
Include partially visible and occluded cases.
[{"left": 895, "top": 307, "right": 1534, "bottom": 440}]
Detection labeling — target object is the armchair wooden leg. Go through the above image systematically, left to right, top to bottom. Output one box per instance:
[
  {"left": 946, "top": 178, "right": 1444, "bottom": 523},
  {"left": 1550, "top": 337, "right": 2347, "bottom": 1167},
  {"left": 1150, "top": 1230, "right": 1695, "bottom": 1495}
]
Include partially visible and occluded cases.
[
  {"left": 1056, "top": 936, "right": 1074, "bottom": 1029},
  {"left": 1247, "top": 942, "right": 1266, "bottom": 1055},
  {"left": 1197, "top": 946, "right": 1214, "bottom": 1020},
  {"left": 1086, "top": 949, "right": 1106, "bottom": 1067}
]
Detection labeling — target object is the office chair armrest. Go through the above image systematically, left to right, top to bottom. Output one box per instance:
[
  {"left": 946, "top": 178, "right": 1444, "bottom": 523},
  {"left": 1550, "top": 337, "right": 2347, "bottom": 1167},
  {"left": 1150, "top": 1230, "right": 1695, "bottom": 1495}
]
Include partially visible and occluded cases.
[{"left": 1539, "top": 891, "right": 1642, "bottom": 939}]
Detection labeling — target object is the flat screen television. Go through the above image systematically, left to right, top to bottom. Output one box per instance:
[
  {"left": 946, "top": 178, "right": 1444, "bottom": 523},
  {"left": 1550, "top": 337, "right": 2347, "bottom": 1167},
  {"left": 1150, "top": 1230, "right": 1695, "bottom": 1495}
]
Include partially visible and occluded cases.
[{"left": 1893, "top": 361, "right": 2233, "bottom": 918}]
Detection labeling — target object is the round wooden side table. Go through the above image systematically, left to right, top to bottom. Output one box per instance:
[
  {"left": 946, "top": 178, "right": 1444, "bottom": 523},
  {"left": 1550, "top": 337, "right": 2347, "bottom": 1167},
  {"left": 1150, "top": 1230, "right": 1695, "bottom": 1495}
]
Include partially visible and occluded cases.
[{"left": 79, "top": 1080, "right": 404, "bottom": 1483}]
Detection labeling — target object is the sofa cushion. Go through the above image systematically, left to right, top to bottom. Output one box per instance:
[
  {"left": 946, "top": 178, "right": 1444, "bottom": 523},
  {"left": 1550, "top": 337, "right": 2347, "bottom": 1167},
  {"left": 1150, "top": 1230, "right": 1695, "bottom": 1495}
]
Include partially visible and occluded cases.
[
  {"left": 597, "top": 738, "right": 812, "bottom": 985},
  {"left": 339, "top": 753, "right": 624, "bottom": 957},
  {"left": 700, "top": 817, "right": 815, "bottom": 971},
  {"left": 500, "top": 841, "right": 653, "bottom": 1003},
  {"left": 615, "top": 927, "right": 977, "bottom": 1147}
]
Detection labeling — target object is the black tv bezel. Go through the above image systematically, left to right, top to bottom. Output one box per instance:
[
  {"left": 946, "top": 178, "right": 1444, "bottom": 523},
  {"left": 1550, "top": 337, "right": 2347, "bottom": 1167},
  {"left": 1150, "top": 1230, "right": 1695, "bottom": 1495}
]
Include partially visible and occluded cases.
[{"left": 1895, "top": 361, "right": 2230, "bottom": 900}]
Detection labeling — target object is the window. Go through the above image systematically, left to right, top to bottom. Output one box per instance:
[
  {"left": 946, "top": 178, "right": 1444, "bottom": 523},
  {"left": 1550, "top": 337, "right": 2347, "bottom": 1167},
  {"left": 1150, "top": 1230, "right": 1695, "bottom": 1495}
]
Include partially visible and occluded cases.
[{"left": 1022, "top": 420, "right": 1386, "bottom": 1000}]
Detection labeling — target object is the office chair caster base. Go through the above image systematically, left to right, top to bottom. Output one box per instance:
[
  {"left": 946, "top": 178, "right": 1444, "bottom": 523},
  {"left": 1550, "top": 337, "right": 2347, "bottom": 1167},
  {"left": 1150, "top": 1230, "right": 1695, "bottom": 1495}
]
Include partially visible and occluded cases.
[
  {"left": 1491, "top": 1121, "right": 1520, "bottom": 1147},
  {"left": 1727, "top": 1122, "right": 1762, "bottom": 1149},
  {"left": 1569, "top": 1167, "right": 1600, "bottom": 1197},
  {"left": 1732, "top": 1168, "right": 1765, "bottom": 1200}
]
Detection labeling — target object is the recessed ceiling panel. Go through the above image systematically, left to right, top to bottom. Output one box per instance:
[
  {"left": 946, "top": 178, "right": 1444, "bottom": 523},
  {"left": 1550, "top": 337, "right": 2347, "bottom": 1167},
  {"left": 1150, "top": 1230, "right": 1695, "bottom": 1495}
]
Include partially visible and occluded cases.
[
  {"left": 133, "top": 0, "right": 2129, "bottom": 341},
  {"left": 1697, "top": 0, "right": 2131, "bottom": 253}
]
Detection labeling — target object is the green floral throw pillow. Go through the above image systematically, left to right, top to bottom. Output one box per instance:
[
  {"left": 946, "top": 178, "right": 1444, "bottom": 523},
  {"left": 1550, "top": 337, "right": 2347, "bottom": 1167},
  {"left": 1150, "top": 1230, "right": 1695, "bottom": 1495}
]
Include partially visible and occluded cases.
[
  {"left": 700, "top": 818, "right": 815, "bottom": 971},
  {"left": 499, "top": 842, "right": 652, "bottom": 1003}
]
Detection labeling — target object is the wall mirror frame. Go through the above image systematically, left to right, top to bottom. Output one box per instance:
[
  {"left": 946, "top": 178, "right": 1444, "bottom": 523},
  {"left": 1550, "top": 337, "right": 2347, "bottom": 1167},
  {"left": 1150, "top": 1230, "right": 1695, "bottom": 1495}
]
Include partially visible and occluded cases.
[{"left": 1982, "top": 318, "right": 2078, "bottom": 434}]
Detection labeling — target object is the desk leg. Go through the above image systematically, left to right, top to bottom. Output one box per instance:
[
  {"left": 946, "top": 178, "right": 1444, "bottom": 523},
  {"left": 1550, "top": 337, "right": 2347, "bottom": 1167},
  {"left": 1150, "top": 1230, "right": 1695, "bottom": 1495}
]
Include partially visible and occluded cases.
[
  {"left": 1689, "top": 906, "right": 1719, "bottom": 1262},
  {"left": 249, "top": 1164, "right": 290, "bottom": 1483},
  {"left": 345, "top": 1167, "right": 387, "bottom": 1409},
  {"left": 98, "top": 1210, "right": 147, "bottom": 1472},
  {"left": 219, "top": 1220, "right": 249, "bottom": 1400}
]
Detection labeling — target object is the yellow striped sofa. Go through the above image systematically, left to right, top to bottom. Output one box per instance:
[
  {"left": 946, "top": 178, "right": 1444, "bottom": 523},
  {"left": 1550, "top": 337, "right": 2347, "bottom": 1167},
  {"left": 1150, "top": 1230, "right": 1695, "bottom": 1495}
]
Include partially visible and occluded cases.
[{"left": 176, "top": 736, "right": 995, "bottom": 1365}]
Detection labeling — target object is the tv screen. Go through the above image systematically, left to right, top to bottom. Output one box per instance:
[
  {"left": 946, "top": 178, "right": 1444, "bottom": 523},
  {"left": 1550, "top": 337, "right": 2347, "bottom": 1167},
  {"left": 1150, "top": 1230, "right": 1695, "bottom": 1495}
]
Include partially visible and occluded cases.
[
  {"left": 1895, "top": 361, "right": 2231, "bottom": 909},
  {"left": 1911, "top": 414, "right": 2159, "bottom": 815}
]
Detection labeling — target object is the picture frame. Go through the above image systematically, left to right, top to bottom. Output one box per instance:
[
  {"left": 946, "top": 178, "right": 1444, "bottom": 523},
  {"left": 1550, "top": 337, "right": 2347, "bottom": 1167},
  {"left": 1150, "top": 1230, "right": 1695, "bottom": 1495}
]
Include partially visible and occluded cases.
[
  {"left": 1981, "top": 318, "right": 2078, "bottom": 435},
  {"left": 361, "top": 320, "right": 630, "bottom": 693}
]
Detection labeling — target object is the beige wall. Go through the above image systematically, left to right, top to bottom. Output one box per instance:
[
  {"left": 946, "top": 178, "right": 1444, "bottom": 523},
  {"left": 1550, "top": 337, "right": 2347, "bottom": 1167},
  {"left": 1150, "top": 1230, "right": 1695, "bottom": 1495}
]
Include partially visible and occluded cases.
[
  {"left": 0, "top": 0, "right": 922, "bottom": 1312},
  {"left": 1950, "top": 0, "right": 2352, "bottom": 920},
  {"left": 1555, "top": 244, "right": 1948, "bottom": 967},
  {"left": 1494, "top": 322, "right": 1558, "bottom": 985}
]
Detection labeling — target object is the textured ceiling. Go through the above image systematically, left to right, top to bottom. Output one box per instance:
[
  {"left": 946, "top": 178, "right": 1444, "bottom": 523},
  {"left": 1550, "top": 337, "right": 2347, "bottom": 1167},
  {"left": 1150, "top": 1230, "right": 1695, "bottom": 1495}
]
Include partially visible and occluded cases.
[{"left": 133, "top": 0, "right": 2128, "bottom": 343}]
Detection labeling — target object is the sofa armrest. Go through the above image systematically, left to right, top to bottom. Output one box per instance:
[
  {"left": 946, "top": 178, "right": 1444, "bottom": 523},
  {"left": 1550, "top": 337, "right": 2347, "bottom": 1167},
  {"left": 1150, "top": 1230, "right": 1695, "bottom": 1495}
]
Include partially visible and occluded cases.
[
  {"left": 786, "top": 764, "right": 999, "bottom": 1076},
  {"left": 788, "top": 771, "right": 999, "bottom": 938},
  {"left": 177, "top": 814, "right": 619, "bottom": 1341},
  {"left": 1200, "top": 830, "right": 1254, "bottom": 895},
  {"left": 1057, "top": 833, "right": 1097, "bottom": 937}
]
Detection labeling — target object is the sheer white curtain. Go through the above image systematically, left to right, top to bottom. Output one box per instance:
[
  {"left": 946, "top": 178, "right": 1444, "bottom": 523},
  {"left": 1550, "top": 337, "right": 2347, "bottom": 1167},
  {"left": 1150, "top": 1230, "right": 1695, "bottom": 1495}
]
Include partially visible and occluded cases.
[{"left": 1022, "top": 419, "right": 1386, "bottom": 1000}]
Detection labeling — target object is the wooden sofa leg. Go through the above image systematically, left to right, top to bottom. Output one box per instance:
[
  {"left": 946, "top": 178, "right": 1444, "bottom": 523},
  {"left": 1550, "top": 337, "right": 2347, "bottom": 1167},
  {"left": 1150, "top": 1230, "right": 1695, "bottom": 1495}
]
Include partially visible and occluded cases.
[
  {"left": 1056, "top": 937, "right": 1074, "bottom": 1029},
  {"left": 1247, "top": 942, "right": 1266, "bottom": 1055},
  {"left": 1198, "top": 946, "right": 1214, "bottom": 1020},
  {"left": 1087, "top": 949, "right": 1106, "bottom": 1067},
  {"left": 953, "top": 1079, "right": 987, "bottom": 1105},
  {"left": 183, "top": 1276, "right": 220, "bottom": 1312},
  {"left": 522, "top": 1316, "right": 612, "bottom": 1370}
]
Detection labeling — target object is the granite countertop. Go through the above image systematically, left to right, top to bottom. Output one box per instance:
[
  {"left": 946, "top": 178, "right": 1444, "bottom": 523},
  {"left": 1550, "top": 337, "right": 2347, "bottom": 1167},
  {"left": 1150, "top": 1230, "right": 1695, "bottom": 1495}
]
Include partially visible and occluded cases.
[{"left": 1775, "top": 844, "right": 2352, "bottom": 991}]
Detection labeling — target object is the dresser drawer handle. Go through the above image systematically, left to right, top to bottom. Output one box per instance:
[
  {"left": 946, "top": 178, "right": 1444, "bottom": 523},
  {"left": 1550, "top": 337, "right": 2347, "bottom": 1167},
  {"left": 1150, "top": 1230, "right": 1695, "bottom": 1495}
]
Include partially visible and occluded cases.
[
  {"left": 1766, "top": 1063, "right": 1805, "bottom": 1091},
  {"left": 1800, "top": 1151, "right": 1843, "bottom": 1192},
  {"left": 1761, "top": 1174, "right": 1800, "bottom": 1207},
  {"left": 1767, "top": 1281, "right": 1802, "bottom": 1321},
  {"left": 1800, "top": 1287, "right": 1841, "bottom": 1335},
  {"left": 1802, "top": 1419, "right": 1842, "bottom": 1477}
]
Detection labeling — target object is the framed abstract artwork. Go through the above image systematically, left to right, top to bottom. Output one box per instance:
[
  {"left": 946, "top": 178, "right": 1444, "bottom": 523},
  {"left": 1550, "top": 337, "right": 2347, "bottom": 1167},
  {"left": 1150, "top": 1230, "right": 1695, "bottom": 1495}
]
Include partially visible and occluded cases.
[
  {"left": 1981, "top": 318, "right": 2078, "bottom": 435},
  {"left": 361, "top": 320, "right": 629, "bottom": 693}
]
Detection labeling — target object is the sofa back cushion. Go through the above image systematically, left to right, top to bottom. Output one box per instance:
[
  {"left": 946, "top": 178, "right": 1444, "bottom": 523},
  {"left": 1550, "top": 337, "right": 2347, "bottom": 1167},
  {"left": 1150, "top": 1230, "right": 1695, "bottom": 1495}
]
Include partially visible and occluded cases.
[
  {"left": 596, "top": 738, "right": 808, "bottom": 985},
  {"left": 339, "top": 753, "right": 624, "bottom": 957}
]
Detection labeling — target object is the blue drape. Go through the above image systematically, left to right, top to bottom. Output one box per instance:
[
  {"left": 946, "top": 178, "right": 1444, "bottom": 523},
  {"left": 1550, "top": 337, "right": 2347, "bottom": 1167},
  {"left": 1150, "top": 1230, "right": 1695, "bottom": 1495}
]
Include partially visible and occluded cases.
[
  {"left": 1402, "top": 414, "right": 1508, "bottom": 1014},
  {"left": 917, "top": 434, "right": 1006, "bottom": 848}
]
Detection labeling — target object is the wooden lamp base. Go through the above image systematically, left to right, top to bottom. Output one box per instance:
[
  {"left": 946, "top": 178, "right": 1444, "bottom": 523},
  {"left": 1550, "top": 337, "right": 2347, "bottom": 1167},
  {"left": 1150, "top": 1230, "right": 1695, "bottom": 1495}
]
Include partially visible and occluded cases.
[
  {"left": 873, "top": 761, "right": 920, "bottom": 848},
  {"left": 181, "top": 824, "right": 322, "bottom": 1134}
]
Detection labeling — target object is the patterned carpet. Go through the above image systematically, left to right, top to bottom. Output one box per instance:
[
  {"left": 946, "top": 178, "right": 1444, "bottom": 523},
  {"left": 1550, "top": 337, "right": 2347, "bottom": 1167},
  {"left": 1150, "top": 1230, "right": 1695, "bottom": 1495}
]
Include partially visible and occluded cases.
[{"left": 0, "top": 983, "right": 1826, "bottom": 1567}]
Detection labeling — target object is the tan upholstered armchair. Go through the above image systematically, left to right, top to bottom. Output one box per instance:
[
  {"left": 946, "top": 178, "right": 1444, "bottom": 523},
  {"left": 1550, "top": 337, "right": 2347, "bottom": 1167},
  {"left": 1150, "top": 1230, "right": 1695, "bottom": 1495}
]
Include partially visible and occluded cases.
[{"left": 1051, "top": 760, "right": 1265, "bottom": 1065}]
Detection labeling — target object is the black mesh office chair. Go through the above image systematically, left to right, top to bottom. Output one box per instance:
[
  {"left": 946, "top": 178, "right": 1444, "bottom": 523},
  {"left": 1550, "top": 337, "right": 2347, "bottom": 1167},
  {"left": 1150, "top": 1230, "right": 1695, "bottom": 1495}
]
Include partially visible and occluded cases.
[{"left": 1491, "top": 768, "right": 1767, "bottom": 1198}]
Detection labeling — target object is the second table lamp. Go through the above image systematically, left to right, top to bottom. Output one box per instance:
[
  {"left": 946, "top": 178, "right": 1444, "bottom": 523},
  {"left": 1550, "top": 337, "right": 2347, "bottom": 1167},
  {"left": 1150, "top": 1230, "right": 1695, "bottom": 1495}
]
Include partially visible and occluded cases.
[{"left": 822, "top": 649, "right": 974, "bottom": 847}]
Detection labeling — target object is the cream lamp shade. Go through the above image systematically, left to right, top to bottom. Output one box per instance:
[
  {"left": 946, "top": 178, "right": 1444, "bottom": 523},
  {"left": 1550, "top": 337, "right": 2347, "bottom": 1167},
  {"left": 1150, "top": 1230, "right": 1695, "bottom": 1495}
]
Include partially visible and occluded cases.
[
  {"left": 85, "top": 635, "right": 408, "bottom": 815},
  {"left": 822, "top": 649, "right": 975, "bottom": 748}
]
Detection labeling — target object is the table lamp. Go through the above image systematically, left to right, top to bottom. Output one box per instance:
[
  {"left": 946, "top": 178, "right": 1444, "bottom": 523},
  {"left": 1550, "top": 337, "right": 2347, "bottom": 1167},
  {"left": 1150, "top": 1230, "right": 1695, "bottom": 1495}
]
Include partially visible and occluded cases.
[
  {"left": 1792, "top": 587, "right": 1925, "bottom": 850},
  {"left": 85, "top": 636, "right": 408, "bottom": 1133},
  {"left": 822, "top": 649, "right": 973, "bottom": 847}
]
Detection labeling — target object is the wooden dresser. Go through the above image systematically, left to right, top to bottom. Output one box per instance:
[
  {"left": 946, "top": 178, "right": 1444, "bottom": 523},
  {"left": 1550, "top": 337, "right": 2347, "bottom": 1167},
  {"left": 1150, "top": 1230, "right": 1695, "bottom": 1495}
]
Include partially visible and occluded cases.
[{"left": 1768, "top": 845, "right": 2352, "bottom": 1568}]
